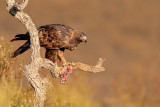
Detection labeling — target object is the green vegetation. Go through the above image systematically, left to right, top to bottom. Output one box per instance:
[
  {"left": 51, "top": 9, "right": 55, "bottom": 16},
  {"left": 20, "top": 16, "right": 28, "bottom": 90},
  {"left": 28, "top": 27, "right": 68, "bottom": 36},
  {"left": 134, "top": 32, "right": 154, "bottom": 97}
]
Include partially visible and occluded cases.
[
  {"left": 1, "top": 0, "right": 160, "bottom": 106},
  {"left": 0, "top": 38, "right": 99, "bottom": 107},
  {"left": 0, "top": 38, "right": 34, "bottom": 106}
]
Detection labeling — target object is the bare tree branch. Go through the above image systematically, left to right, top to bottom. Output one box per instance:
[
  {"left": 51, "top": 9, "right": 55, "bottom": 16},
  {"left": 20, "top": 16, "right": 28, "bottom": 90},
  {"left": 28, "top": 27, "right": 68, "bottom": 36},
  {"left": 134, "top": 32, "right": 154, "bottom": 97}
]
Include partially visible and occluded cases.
[
  {"left": 6, "top": 0, "right": 105, "bottom": 106},
  {"left": 6, "top": 0, "right": 57, "bottom": 107},
  {"left": 6, "top": 0, "right": 15, "bottom": 10},
  {"left": 16, "top": 0, "right": 29, "bottom": 10},
  {"left": 75, "top": 58, "right": 105, "bottom": 73}
]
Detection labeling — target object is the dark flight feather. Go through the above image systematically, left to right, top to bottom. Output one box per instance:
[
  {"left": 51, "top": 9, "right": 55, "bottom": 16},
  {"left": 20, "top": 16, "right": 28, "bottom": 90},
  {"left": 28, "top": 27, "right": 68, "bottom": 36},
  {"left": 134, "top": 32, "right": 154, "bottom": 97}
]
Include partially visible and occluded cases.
[
  {"left": 11, "top": 24, "right": 87, "bottom": 64},
  {"left": 10, "top": 34, "right": 28, "bottom": 42},
  {"left": 11, "top": 41, "right": 30, "bottom": 58}
]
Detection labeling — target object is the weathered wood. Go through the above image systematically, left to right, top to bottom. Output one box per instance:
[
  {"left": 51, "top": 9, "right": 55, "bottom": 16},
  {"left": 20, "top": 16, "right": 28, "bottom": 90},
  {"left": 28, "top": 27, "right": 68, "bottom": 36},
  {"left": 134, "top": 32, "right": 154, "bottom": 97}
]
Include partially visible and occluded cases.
[
  {"left": 6, "top": 0, "right": 105, "bottom": 107},
  {"left": 6, "top": 0, "right": 57, "bottom": 107},
  {"left": 75, "top": 58, "right": 105, "bottom": 73}
]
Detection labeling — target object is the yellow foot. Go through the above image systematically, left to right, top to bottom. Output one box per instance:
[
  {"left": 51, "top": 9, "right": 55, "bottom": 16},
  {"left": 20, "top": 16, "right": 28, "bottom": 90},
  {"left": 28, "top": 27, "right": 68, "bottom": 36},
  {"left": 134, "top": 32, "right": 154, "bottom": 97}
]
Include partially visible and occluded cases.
[
  {"left": 58, "top": 62, "right": 75, "bottom": 74},
  {"left": 63, "top": 62, "right": 75, "bottom": 66},
  {"left": 63, "top": 62, "right": 67, "bottom": 66},
  {"left": 66, "top": 62, "right": 75, "bottom": 66},
  {"left": 58, "top": 67, "right": 63, "bottom": 74}
]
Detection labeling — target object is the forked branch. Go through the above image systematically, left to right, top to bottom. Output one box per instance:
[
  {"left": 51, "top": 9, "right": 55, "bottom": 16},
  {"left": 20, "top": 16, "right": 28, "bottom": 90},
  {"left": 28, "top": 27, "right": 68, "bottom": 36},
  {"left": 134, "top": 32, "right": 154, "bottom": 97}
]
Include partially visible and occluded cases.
[
  {"left": 6, "top": 0, "right": 105, "bottom": 106},
  {"left": 6, "top": 0, "right": 57, "bottom": 107}
]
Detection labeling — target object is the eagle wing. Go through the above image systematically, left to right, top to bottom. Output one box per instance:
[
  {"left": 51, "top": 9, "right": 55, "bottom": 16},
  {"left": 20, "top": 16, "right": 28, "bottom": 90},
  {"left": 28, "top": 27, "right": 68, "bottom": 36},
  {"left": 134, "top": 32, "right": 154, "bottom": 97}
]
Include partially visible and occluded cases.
[{"left": 38, "top": 24, "right": 75, "bottom": 49}]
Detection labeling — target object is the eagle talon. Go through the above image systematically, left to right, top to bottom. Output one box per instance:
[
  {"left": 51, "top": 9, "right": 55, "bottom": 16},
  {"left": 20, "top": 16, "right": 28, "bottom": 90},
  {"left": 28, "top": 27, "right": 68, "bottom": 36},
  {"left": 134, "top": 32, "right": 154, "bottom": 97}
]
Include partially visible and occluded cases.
[
  {"left": 10, "top": 24, "right": 87, "bottom": 83},
  {"left": 66, "top": 62, "right": 75, "bottom": 66},
  {"left": 58, "top": 63, "right": 74, "bottom": 84},
  {"left": 58, "top": 67, "right": 63, "bottom": 74}
]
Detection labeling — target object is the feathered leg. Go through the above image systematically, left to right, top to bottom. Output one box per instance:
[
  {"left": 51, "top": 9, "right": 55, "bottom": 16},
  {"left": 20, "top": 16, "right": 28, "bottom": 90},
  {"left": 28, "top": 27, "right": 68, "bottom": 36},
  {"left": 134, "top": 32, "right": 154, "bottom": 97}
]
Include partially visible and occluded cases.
[
  {"left": 58, "top": 48, "right": 66, "bottom": 65},
  {"left": 45, "top": 49, "right": 58, "bottom": 65}
]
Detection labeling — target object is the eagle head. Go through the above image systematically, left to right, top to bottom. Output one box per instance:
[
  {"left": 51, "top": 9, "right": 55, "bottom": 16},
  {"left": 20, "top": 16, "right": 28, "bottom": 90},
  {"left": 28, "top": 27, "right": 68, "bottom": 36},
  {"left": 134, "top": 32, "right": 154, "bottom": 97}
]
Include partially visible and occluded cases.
[{"left": 79, "top": 32, "right": 87, "bottom": 43}]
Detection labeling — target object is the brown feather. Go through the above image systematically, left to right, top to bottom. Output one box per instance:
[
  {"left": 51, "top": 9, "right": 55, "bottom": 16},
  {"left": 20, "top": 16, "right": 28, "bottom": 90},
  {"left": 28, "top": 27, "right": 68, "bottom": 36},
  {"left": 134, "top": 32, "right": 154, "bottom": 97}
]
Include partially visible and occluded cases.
[
  {"left": 11, "top": 24, "right": 87, "bottom": 64},
  {"left": 45, "top": 49, "right": 59, "bottom": 64}
]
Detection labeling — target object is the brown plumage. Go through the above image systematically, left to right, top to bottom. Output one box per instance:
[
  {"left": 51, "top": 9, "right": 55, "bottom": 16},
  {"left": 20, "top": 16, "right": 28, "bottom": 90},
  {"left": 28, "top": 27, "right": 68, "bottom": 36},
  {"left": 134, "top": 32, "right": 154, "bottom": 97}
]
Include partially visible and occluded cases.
[{"left": 11, "top": 24, "right": 87, "bottom": 65}]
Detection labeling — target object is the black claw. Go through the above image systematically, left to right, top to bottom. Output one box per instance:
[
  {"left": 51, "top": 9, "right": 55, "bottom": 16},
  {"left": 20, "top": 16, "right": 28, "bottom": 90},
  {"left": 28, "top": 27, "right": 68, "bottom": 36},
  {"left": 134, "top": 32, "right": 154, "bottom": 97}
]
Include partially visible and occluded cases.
[{"left": 9, "top": 6, "right": 19, "bottom": 16}]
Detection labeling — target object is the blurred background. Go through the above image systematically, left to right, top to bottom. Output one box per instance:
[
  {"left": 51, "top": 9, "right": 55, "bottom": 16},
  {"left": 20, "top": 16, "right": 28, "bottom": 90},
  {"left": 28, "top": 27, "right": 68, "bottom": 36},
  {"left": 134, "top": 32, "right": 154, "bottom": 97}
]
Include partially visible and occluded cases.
[{"left": 1, "top": 0, "right": 160, "bottom": 106}]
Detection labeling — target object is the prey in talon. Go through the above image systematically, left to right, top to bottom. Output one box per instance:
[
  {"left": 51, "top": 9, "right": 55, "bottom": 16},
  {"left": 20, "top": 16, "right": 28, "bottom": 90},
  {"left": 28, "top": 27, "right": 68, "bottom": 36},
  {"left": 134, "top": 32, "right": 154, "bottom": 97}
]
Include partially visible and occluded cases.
[
  {"left": 10, "top": 24, "right": 87, "bottom": 83},
  {"left": 58, "top": 62, "right": 75, "bottom": 84}
]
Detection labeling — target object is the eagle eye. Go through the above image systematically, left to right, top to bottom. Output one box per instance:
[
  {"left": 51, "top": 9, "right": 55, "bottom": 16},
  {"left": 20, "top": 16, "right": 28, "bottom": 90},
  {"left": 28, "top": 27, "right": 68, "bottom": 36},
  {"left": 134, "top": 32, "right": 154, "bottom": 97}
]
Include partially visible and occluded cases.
[{"left": 79, "top": 32, "right": 87, "bottom": 43}]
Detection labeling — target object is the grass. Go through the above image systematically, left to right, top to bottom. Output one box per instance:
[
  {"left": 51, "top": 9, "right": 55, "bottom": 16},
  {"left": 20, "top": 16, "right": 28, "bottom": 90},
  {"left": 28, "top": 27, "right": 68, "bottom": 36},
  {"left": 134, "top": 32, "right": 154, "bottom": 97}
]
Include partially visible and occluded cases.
[
  {"left": 0, "top": 37, "right": 34, "bottom": 106},
  {"left": 0, "top": 38, "right": 100, "bottom": 107}
]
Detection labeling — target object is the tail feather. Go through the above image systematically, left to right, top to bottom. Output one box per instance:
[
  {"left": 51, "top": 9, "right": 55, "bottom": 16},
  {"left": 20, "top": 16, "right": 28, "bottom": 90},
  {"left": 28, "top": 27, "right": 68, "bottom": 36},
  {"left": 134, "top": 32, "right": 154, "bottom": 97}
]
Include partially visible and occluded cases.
[
  {"left": 10, "top": 34, "right": 29, "bottom": 42},
  {"left": 11, "top": 41, "right": 30, "bottom": 58}
]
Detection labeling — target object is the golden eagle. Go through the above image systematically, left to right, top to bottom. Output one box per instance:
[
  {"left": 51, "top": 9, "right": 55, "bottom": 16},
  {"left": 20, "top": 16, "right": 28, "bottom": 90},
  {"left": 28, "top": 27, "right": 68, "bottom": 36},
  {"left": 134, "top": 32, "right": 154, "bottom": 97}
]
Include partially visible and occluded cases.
[{"left": 11, "top": 24, "right": 87, "bottom": 65}]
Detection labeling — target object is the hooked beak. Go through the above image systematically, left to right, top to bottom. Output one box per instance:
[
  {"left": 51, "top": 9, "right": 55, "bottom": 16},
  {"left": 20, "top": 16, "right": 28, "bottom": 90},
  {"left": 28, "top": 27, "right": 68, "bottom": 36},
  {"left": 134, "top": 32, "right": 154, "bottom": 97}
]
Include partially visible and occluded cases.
[{"left": 85, "top": 39, "right": 87, "bottom": 43}]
